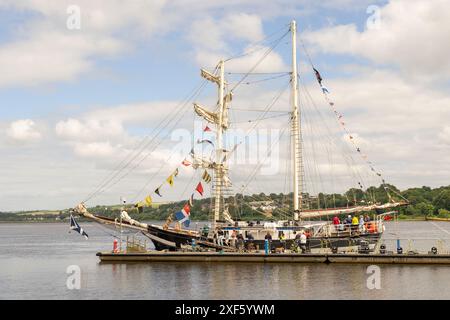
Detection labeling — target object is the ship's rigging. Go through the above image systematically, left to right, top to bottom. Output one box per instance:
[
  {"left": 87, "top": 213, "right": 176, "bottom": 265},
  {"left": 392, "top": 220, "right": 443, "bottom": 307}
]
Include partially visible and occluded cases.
[{"left": 76, "top": 20, "right": 407, "bottom": 232}]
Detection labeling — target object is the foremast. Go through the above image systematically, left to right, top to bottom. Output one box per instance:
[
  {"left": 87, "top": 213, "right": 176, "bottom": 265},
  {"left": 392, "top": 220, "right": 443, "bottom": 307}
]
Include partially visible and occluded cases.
[
  {"left": 290, "top": 20, "right": 303, "bottom": 220},
  {"left": 195, "top": 60, "right": 229, "bottom": 229},
  {"left": 214, "top": 60, "right": 226, "bottom": 228}
]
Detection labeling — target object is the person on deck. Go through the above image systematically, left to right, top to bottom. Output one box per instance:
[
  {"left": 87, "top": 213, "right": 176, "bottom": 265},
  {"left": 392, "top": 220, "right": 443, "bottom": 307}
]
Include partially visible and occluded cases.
[
  {"left": 345, "top": 215, "right": 352, "bottom": 231},
  {"left": 352, "top": 215, "right": 359, "bottom": 233},
  {"left": 359, "top": 215, "right": 365, "bottom": 233},
  {"left": 332, "top": 216, "right": 340, "bottom": 225},
  {"left": 333, "top": 216, "right": 340, "bottom": 232},
  {"left": 304, "top": 229, "right": 311, "bottom": 252},
  {"left": 230, "top": 230, "right": 237, "bottom": 248},
  {"left": 278, "top": 231, "right": 286, "bottom": 249},
  {"left": 299, "top": 231, "right": 307, "bottom": 253},
  {"left": 217, "top": 232, "right": 224, "bottom": 247},
  {"left": 245, "top": 232, "right": 254, "bottom": 250},
  {"left": 265, "top": 232, "right": 272, "bottom": 240},
  {"left": 294, "top": 232, "right": 301, "bottom": 252},
  {"left": 236, "top": 233, "right": 244, "bottom": 250}
]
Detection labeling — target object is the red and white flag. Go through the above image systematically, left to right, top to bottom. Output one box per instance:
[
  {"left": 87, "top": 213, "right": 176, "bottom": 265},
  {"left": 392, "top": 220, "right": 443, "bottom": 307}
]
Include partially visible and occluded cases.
[{"left": 196, "top": 182, "right": 204, "bottom": 196}]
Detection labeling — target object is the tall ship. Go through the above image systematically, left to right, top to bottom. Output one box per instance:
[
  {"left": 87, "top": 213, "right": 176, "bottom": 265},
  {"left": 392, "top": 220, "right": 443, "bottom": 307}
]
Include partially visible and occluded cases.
[{"left": 73, "top": 20, "right": 408, "bottom": 253}]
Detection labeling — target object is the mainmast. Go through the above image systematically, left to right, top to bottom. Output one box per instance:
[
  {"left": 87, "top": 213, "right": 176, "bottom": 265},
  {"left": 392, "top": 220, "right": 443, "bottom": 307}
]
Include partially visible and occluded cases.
[
  {"left": 290, "top": 20, "right": 302, "bottom": 220},
  {"left": 213, "top": 60, "right": 225, "bottom": 227}
]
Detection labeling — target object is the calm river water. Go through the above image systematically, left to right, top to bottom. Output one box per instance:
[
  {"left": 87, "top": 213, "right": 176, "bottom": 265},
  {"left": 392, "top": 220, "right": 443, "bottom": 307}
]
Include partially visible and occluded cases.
[{"left": 0, "top": 221, "right": 449, "bottom": 299}]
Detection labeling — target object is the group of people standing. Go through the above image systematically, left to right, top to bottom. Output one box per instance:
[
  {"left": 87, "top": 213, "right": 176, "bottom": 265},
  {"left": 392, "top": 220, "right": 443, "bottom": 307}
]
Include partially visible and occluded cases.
[
  {"left": 332, "top": 214, "right": 376, "bottom": 234},
  {"left": 215, "top": 229, "right": 250, "bottom": 250}
]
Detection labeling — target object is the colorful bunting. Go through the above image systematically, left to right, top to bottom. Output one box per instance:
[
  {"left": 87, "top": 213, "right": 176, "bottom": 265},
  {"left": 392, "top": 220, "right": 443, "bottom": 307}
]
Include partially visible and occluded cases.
[
  {"left": 312, "top": 64, "right": 387, "bottom": 186},
  {"left": 313, "top": 68, "right": 323, "bottom": 85},
  {"left": 321, "top": 86, "right": 329, "bottom": 94},
  {"left": 203, "top": 125, "right": 212, "bottom": 132},
  {"left": 197, "top": 139, "right": 214, "bottom": 147},
  {"left": 182, "top": 159, "right": 192, "bottom": 166},
  {"left": 173, "top": 168, "right": 179, "bottom": 177},
  {"left": 202, "top": 170, "right": 211, "bottom": 183},
  {"left": 166, "top": 174, "right": 174, "bottom": 187},
  {"left": 196, "top": 182, "right": 204, "bottom": 196},
  {"left": 155, "top": 187, "right": 162, "bottom": 197},
  {"left": 188, "top": 194, "right": 194, "bottom": 207},
  {"left": 145, "top": 195, "right": 153, "bottom": 206},
  {"left": 175, "top": 203, "right": 191, "bottom": 227},
  {"left": 69, "top": 215, "right": 89, "bottom": 239}
]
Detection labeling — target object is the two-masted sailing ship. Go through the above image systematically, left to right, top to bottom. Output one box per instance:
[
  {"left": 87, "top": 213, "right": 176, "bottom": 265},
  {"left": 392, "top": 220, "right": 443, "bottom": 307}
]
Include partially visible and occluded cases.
[{"left": 72, "top": 20, "right": 408, "bottom": 253}]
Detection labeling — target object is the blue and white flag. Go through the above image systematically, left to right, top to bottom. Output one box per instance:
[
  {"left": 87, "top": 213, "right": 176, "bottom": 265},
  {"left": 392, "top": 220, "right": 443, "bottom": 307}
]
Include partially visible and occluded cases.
[{"left": 69, "top": 214, "right": 89, "bottom": 239}]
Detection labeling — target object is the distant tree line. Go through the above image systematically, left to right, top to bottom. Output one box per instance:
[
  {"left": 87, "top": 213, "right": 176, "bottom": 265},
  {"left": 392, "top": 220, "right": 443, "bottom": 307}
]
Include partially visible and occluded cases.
[{"left": 1, "top": 184, "right": 449, "bottom": 222}]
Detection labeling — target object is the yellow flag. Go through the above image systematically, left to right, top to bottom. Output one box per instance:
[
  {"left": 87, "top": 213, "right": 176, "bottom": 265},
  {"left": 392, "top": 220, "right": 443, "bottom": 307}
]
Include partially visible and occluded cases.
[
  {"left": 202, "top": 170, "right": 211, "bottom": 183},
  {"left": 166, "top": 175, "right": 174, "bottom": 187},
  {"left": 145, "top": 195, "right": 152, "bottom": 206}
]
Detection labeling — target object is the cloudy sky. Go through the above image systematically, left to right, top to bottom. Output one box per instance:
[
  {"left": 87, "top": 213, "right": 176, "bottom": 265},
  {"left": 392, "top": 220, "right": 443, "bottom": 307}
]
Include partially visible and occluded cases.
[{"left": 0, "top": 0, "right": 449, "bottom": 211}]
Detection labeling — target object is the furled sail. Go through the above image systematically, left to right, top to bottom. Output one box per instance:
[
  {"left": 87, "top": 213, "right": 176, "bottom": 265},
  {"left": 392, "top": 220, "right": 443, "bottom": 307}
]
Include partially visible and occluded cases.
[
  {"left": 201, "top": 68, "right": 220, "bottom": 85},
  {"left": 221, "top": 92, "right": 232, "bottom": 129},
  {"left": 194, "top": 103, "right": 230, "bottom": 130},
  {"left": 194, "top": 103, "right": 217, "bottom": 124},
  {"left": 299, "top": 201, "right": 408, "bottom": 219},
  {"left": 223, "top": 206, "right": 234, "bottom": 224}
]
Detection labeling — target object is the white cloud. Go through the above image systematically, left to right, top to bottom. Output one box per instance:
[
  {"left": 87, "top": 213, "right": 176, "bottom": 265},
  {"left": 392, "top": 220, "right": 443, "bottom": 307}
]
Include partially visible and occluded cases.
[
  {"left": 0, "top": 0, "right": 170, "bottom": 88},
  {"left": 0, "top": 0, "right": 376, "bottom": 89},
  {"left": 302, "top": 0, "right": 450, "bottom": 80},
  {"left": 187, "top": 13, "right": 288, "bottom": 72},
  {"left": 222, "top": 13, "right": 265, "bottom": 43},
  {"left": 0, "top": 28, "right": 124, "bottom": 88},
  {"left": 55, "top": 118, "right": 125, "bottom": 142},
  {"left": 6, "top": 119, "right": 42, "bottom": 142},
  {"left": 439, "top": 126, "right": 450, "bottom": 145},
  {"left": 73, "top": 141, "right": 117, "bottom": 158}
]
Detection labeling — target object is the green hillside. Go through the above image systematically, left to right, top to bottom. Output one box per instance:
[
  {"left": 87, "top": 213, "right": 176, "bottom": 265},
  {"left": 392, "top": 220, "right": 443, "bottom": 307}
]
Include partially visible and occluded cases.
[{"left": 1, "top": 184, "right": 449, "bottom": 222}]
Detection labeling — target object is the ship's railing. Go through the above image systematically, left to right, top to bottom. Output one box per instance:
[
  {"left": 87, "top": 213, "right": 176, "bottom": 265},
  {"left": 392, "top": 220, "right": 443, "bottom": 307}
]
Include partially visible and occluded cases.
[
  {"left": 314, "top": 220, "right": 384, "bottom": 237},
  {"left": 125, "top": 236, "right": 148, "bottom": 253}
]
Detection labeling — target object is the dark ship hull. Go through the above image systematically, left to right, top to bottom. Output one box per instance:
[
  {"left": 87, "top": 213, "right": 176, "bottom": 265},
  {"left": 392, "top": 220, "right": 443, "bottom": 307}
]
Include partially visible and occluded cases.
[{"left": 146, "top": 224, "right": 381, "bottom": 252}]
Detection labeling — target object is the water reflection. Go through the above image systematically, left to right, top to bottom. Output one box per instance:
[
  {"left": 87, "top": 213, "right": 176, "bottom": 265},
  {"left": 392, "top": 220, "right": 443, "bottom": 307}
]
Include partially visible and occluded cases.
[{"left": 1, "top": 222, "right": 450, "bottom": 299}]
